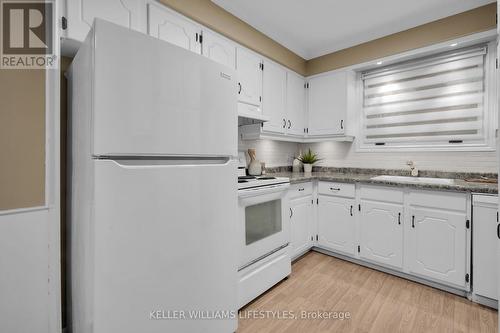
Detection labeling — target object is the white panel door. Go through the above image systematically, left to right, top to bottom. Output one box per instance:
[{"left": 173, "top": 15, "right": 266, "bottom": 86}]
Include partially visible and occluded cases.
[
  {"left": 65, "top": 0, "right": 145, "bottom": 42},
  {"left": 147, "top": 2, "right": 201, "bottom": 53},
  {"left": 91, "top": 20, "right": 237, "bottom": 156},
  {"left": 202, "top": 30, "right": 236, "bottom": 69},
  {"left": 236, "top": 48, "right": 263, "bottom": 107},
  {"left": 262, "top": 60, "right": 286, "bottom": 134},
  {"left": 286, "top": 71, "right": 306, "bottom": 136},
  {"left": 308, "top": 71, "right": 347, "bottom": 136},
  {"left": 93, "top": 159, "right": 237, "bottom": 333},
  {"left": 290, "top": 195, "right": 313, "bottom": 259},
  {"left": 317, "top": 196, "right": 356, "bottom": 256},
  {"left": 473, "top": 197, "right": 498, "bottom": 300},
  {"left": 359, "top": 200, "right": 403, "bottom": 269},
  {"left": 408, "top": 207, "right": 467, "bottom": 288}
]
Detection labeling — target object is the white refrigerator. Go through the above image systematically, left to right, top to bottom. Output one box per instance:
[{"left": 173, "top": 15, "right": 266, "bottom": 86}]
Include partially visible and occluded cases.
[{"left": 68, "top": 19, "right": 238, "bottom": 333}]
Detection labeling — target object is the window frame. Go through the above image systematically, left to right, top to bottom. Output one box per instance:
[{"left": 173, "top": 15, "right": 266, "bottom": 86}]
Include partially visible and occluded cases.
[{"left": 354, "top": 39, "right": 497, "bottom": 153}]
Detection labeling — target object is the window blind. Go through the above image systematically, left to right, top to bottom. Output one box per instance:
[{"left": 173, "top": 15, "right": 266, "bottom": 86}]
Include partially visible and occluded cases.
[{"left": 361, "top": 46, "right": 487, "bottom": 147}]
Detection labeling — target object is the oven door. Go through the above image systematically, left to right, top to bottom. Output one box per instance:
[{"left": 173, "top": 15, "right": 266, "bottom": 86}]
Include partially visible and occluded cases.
[{"left": 238, "top": 184, "right": 290, "bottom": 269}]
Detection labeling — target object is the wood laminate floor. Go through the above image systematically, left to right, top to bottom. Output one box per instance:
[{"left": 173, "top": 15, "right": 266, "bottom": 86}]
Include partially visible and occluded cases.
[{"left": 237, "top": 251, "right": 497, "bottom": 333}]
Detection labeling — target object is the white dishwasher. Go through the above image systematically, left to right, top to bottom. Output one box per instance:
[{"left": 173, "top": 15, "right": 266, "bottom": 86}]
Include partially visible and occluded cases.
[{"left": 472, "top": 194, "right": 498, "bottom": 308}]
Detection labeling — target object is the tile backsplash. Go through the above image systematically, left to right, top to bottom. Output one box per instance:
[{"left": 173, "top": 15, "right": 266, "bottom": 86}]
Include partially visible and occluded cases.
[{"left": 238, "top": 138, "right": 498, "bottom": 173}]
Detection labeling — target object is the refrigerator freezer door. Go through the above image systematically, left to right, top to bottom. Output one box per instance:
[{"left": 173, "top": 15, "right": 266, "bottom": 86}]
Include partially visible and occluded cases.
[
  {"left": 92, "top": 20, "right": 237, "bottom": 157},
  {"left": 92, "top": 159, "right": 237, "bottom": 333}
]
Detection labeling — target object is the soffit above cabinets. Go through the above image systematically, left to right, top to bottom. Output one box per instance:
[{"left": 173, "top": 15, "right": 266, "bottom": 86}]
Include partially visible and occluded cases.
[{"left": 211, "top": 0, "right": 495, "bottom": 60}]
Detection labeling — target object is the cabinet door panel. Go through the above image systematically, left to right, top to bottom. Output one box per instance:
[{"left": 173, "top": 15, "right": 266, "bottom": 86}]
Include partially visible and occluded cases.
[
  {"left": 66, "top": 0, "right": 145, "bottom": 42},
  {"left": 147, "top": 3, "right": 200, "bottom": 53},
  {"left": 202, "top": 30, "right": 236, "bottom": 69},
  {"left": 236, "top": 48, "right": 263, "bottom": 107},
  {"left": 262, "top": 61, "right": 286, "bottom": 134},
  {"left": 308, "top": 71, "right": 346, "bottom": 136},
  {"left": 286, "top": 72, "right": 305, "bottom": 136},
  {"left": 290, "top": 196, "right": 313, "bottom": 259},
  {"left": 318, "top": 196, "right": 355, "bottom": 256},
  {"left": 359, "top": 200, "right": 403, "bottom": 269},
  {"left": 472, "top": 201, "right": 498, "bottom": 300},
  {"left": 408, "top": 207, "right": 467, "bottom": 288}
]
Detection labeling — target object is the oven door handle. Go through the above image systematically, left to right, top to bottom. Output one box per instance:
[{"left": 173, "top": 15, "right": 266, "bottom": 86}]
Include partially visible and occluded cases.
[{"left": 238, "top": 183, "right": 290, "bottom": 198}]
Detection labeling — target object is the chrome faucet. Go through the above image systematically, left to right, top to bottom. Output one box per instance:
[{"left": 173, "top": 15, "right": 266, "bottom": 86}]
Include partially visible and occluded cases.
[{"left": 406, "top": 160, "right": 419, "bottom": 177}]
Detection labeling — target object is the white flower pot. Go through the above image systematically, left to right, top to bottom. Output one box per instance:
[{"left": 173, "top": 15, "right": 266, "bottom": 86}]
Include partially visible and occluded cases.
[{"left": 303, "top": 164, "right": 312, "bottom": 173}]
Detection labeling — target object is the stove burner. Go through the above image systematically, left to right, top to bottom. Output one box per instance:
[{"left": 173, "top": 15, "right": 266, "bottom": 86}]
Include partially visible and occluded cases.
[
  {"left": 238, "top": 176, "right": 256, "bottom": 180},
  {"left": 257, "top": 177, "right": 276, "bottom": 180},
  {"left": 238, "top": 180, "right": 248, "bottom": 183}
]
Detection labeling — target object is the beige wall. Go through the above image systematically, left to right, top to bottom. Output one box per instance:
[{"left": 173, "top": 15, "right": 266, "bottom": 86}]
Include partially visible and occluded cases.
[
  {"left": 158, "top": 0, "right": 307, "bottom": 75},
  {"left": 306, "top": 3, "right": 497, "bottom": 76},
  {"left": 0, "top": 69, "right": 46, "bottom": 210}
]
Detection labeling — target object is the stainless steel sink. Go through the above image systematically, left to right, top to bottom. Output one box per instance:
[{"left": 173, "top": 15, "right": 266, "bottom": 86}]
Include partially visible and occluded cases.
[{"left": 370, "top": 175, "right": 455, "bottom": 185}]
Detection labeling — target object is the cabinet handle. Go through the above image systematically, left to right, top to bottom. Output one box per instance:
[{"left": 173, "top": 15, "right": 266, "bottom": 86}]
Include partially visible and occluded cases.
[
  {"left": 238, "top": 82, "right": 242, "bottom": 94},
  {"left": 282, "top": 118, "right": 286, "bottom": 128},
  {"left": 340, "top": 119, "right": 344, "bottom": 129},
  {"left": 288, "top": 120, "right": 291, "bottom": 129},
  {"left": 330, "top": 187, "right": 341, "bottom": 191},
  {"left": 298, "top": 188, "right": 305, "bottom": 191},
  {"left": 350, "top": 205, "right": 353, "bottom": 216},
  {"left": 290, "top": 208, "right": 293, "bottom": 218},
  {"left": 398, "top": 212, "right": 401, "bottom": 225},
  {"left": 412, "top": 215, "right": 415, "bottom": 228},
  {"left": 497, "top": 224, "right": 500, "bottom": 239}
]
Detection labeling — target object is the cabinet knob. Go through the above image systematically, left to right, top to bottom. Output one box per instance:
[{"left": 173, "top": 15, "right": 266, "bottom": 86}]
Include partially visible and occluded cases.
[
  {"left": 238, "top": 82, "right": 242, "bottom": 94},
  {"left": 282, "top": 118, "right": 286, "bottom": 128},
  {"left": 340, "top": 119, "right": 344, "bottom": 129},
  {"left": 288, "top": 120, "right": 291, "bottom": 129},
  {"left": 330, "top": 187, "right": 341, "bottom": 191},
  {"left": 350, "top": 205, "right": 353, "bottom": 216},
  {"left": 289, "top": 207, "right": 293, "bottom": 218},
  {"left": 398, "top": 212, "right": 401, "bottom": 225},
  {"left": 412, "top": 215, "right": 415, "bottom": 228},
  {"left": 497, "top": 224, "right": 500, "bottom": 239}
]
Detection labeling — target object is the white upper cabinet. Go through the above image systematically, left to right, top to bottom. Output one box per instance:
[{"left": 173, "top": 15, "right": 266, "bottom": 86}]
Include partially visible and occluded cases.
[
  {"left": 64, "top": 0, "right": 146, "bottom": 42},
  {"left": 147, "top": 2, "right": 201, "bottom": 53},
  {"left": 202, "top": 30, "right": 236, "bottom": 69},
  {"left": 236, "top": 47, "right": 263, "bottom": 107},
  {"left": 262, "top": 60, "right": 287, "bottom": 134},
  {"left": 286, "top": 71, "right": 306, "bottom": 136},
  {"left": 307, "top": 71, "right": 347, "bottom": 136},
  {"left": 359, "top": 200, "right": 404, "bottom": 269}
]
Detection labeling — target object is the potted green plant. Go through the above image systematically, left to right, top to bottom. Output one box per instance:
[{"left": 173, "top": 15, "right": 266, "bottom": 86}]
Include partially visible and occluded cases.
[{"left": 297, "top": 149, "right": 321, "bottom": 173}]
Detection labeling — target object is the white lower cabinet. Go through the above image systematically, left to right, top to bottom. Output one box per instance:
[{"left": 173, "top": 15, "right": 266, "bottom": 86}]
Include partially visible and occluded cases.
[
  {"left": 288, "top": 184, "right": 314, "bottom": 260},
  {"left": 407, "top": 191, "right": 468, "bottom": 289},
  {"left": 317, "top": 195, "right": 356, "bottom": 256},
  {"left": 472, "top": 195, "right": 498, "bottom": 304},
  {"left": 359, "top": 200, "right": 403, "bottom": 269},
  {"left": 407, "top": 207, "right": 467, "bottom": 288}
]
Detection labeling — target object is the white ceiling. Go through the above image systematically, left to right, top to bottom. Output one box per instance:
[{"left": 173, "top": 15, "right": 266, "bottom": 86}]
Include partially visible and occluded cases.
[{"left": 212, "top": 0, "right": 495, "bottom": 60}]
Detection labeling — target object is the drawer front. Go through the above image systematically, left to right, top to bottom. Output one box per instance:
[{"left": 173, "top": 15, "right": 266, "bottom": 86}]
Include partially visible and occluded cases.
[
  {"left": 318, "top": 181, "right": 355, "bottom": 198},
  {"left": 288, "top": 183, "right": 313, "bottom": 198},
  {"left": 360, "top": 185, "right": 404, "bottom": 204},
  {"left": 409, "top": 190, "right": 467, "bottom": 212}
]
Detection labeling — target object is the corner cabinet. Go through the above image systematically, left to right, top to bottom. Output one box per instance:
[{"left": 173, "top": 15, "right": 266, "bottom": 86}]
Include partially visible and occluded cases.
[{"left": 307, "top": 71, "right": 347, "bottom": 137}]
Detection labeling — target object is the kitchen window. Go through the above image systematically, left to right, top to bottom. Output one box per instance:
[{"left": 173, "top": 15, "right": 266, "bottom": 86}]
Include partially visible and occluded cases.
[{"left": 358, "top": 42, "right": 497, "bottom": 151}]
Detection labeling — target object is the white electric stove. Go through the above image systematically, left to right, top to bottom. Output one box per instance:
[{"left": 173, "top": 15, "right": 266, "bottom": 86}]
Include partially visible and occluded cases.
[{"left": 236, "top": 153, "right": 291, "bottom": 308}]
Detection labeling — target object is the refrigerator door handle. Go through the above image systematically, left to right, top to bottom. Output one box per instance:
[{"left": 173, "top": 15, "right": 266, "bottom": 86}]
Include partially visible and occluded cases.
[{"left": 101, "top": 156, "right": 233, "bottom": 167}]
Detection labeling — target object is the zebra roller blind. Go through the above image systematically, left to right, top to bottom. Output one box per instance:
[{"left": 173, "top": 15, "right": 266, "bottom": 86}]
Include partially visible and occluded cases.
[{"left": 361, "top": 45, "right": 487, "bottom": 148}]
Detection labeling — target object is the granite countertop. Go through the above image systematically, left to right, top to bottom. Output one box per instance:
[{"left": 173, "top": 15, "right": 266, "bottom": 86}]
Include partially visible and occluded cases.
[{"left": 267, "top": 171, "right": 498, "bottom": 194}]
